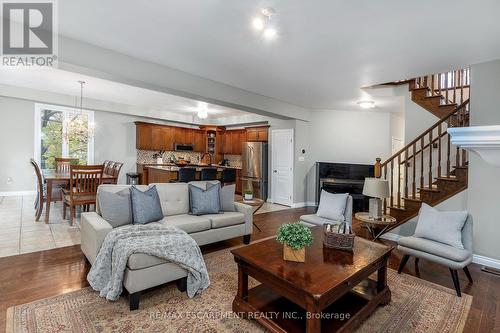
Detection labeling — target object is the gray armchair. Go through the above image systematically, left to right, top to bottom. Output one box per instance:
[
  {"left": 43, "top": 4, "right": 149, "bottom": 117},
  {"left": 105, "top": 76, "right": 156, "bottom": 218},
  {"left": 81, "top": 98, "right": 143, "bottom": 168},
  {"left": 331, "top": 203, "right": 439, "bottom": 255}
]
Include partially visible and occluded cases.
[
  {"left": 300, "top": 195, "right": 353, "bottom": 228},
  {"left": 397, "top": 214, "right": 473, "bottom": 297}
]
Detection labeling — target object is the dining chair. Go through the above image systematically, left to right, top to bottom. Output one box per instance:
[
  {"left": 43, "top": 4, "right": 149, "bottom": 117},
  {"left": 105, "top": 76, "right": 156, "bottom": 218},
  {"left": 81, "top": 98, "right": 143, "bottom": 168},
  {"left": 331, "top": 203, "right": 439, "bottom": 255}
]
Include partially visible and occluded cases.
[
  {"left": 55, "top": 157, "right": 79, "bottom": 173},
  {"left": 30, "top": 159, "right": 63, "bottom": 221},
  {"left": 103, "top": 160, "right": 111, "bottom": 173},
  {"left": 104, "top": 161, "right": 116, "bottom": 175},
  {"left": 111, "top": 162, "right": 124, "bottom": 183},
  {"left": 62, "top": 164, "right": 104, "bottom": 225},
  {"left": 200, "top": 168, "right": 217, "bottom": 181}
]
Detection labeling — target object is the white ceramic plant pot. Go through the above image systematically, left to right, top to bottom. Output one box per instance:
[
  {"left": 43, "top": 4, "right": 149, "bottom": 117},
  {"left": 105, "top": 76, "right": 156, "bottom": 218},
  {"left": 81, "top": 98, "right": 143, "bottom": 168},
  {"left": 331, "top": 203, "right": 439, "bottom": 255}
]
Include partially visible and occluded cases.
[
  {"left": 156, "top": 157, "right": 163, "bottom": 164},
  {"left": 244, "top": 193, "right": 253, "bottom": 200}
]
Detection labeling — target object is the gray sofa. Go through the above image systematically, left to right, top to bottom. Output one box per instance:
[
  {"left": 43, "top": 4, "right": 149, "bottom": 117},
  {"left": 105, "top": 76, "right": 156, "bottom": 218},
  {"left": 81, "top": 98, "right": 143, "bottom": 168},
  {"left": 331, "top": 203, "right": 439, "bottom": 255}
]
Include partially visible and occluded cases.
[
  {"left": 80, "top": 181, "right": 253, "bottom": 310},
  {"left": 299, "top": 195, "right": 353, "bottom": 228}
]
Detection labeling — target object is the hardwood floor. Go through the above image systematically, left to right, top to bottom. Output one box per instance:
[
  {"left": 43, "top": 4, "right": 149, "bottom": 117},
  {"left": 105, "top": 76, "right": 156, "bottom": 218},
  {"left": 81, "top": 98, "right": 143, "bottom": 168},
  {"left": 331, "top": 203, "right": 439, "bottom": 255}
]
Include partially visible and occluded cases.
[{"left": 0, "top": 207, "right": 499, "bottom": 332}]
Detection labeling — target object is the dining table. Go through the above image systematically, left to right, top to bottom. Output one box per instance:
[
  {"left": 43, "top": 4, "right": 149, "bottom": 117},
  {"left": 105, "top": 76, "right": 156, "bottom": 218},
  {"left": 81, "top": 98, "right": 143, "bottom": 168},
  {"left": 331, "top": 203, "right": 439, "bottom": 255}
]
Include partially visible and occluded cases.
[{"left": 42, "top": 169, "right": 117, "bottom": 224}]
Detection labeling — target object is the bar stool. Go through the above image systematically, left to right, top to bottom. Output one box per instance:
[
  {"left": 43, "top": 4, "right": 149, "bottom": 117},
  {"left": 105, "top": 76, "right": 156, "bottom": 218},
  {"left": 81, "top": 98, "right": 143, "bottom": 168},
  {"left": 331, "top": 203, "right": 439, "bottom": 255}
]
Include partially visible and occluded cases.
[
  {"left": 170, "top": 167, "right": 196, "bottom": 183},
  {"left": 200, "top": 168, "right": 217, "bottom": 181},
  {"left": 221, "top": 168, "right": 236, "bottom": 186}
]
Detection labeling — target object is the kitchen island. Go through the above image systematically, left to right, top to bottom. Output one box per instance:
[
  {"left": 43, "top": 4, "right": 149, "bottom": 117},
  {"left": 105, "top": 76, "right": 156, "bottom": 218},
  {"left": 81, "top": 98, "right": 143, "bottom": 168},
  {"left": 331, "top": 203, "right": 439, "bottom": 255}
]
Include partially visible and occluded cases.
[{"left": 140, "top": 164, "right": 242, "bottom": 193}]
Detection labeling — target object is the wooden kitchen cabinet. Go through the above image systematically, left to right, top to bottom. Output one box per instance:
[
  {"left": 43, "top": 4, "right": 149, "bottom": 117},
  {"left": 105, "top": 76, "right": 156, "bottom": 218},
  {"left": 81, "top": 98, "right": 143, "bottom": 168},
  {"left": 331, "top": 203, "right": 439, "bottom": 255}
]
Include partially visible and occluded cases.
[
  {"left": 136, "top": 123, "right": 153, "bottom": 149},
  {"left": 162, "top": 126, "right": 175, "bottom": 151},
  {"left": 245, "top": 126, "right": 269, "bottom": 142},
  {"left": 193, "top": 130, "right": 205, "bottom": 152}
]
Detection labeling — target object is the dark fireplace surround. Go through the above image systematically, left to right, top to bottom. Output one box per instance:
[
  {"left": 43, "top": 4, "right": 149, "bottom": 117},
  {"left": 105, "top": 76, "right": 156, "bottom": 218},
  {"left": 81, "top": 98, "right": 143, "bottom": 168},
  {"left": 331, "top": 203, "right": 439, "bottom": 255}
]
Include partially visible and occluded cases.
[{"left": 316, "top": 162, "right": 374, "bottom": 213}]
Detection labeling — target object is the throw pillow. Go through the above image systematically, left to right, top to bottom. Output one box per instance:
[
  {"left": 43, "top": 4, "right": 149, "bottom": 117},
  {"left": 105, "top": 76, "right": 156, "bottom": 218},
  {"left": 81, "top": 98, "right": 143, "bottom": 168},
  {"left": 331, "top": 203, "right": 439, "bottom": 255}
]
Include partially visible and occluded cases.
[
  {"left": 189, "top": 182, "right": 222, "bottom": 215},
  {"left": 220, "top": 184, "right": 236, "bottom": 212},
  {"left": 130, "top": 185, "right": 164, "bottom": 224},
  {"left": 98, "top": 188, "right": 132, "bottom": 227},
  {"left": 316, "top": 190, "right": 348, "bottom": 221},
  {"left": 414, "top": 203, "right": 468, "bottom": 249}
]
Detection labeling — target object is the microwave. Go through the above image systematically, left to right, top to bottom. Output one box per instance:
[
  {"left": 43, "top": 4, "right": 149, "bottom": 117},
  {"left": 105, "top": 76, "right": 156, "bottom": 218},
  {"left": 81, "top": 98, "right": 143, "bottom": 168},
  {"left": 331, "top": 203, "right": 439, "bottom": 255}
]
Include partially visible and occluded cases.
[{"left": 174, "top": 143, "right": 194, "bottom": 152}]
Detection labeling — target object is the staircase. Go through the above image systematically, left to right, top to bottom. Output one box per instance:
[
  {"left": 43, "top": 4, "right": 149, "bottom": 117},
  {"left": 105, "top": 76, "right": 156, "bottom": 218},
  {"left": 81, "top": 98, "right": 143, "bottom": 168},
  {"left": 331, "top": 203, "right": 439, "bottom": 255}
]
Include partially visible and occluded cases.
[{"left": 374, "top": 68, "right": 470, "bottom": 233}]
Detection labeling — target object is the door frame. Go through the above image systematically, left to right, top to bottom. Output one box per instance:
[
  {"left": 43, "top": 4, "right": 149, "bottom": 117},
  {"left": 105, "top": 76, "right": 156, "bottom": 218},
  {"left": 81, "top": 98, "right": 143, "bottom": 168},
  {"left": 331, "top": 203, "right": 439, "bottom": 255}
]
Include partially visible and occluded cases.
[{"left": 271, "top": 128, "right": 294, "bottom": 206}]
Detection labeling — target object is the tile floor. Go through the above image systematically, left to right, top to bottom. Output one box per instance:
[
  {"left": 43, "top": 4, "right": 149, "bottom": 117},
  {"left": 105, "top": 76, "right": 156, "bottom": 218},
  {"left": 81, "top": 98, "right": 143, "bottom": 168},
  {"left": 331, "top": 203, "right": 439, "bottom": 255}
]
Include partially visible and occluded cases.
[
  {"left": 0, "top": 195, "right": 81, "bottom": 258},
  {"left": 0, "top": 195, "right": 292, "bottom": 258}
]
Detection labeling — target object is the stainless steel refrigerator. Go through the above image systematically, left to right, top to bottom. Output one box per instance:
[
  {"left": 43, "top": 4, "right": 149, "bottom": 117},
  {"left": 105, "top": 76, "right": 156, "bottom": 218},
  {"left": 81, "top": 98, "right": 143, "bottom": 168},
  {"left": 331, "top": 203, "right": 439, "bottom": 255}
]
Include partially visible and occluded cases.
[{"left": 241, "top": 142, "right": 268, "bottom": 201}]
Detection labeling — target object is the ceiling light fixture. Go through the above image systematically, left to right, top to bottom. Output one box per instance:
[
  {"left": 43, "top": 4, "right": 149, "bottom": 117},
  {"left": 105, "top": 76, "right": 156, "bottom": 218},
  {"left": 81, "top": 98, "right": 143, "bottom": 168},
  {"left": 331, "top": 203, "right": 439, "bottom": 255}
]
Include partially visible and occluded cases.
[
  {"left": 251, "top": 7, "right": 278, "bottom": 39},
  {"left": 357, "top": 100, "right": 376, "bottom": 109},
  {"left": 197, "top": 102, "right": 208, "bottom": 119}
]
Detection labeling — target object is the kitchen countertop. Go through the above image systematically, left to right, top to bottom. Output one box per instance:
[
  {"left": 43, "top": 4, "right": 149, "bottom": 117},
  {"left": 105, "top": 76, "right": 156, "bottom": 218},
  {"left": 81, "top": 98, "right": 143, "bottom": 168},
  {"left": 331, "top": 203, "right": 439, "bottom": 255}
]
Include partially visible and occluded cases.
[{"left": 141, "top": 163, "right": 241, "bottom": 171}]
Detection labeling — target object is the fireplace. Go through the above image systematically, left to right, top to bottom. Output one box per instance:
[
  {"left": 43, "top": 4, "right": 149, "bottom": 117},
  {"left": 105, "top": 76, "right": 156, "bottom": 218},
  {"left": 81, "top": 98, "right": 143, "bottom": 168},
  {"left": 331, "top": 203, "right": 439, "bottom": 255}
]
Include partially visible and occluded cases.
[{"left": 316, "top": 162, "right": 374, "bottom": 213}]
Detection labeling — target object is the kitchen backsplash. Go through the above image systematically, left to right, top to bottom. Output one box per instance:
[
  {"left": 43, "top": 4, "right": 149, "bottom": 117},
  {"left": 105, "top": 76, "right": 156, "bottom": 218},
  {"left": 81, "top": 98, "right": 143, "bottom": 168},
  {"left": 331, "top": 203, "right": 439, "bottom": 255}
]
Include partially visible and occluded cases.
[
  {"left": 137, "top": 150, "right": 201, "bottom": 164},
  {"left": 224, "top": 154, "right": 242, "bottom": 168}
]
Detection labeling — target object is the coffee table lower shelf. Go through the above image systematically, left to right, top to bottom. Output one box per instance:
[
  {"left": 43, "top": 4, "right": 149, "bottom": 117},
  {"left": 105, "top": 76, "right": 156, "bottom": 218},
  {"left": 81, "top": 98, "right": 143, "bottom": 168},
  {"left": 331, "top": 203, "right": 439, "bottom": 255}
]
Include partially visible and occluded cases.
[{"left": 233, "top": 279, "right": 390, "bottom": 333}]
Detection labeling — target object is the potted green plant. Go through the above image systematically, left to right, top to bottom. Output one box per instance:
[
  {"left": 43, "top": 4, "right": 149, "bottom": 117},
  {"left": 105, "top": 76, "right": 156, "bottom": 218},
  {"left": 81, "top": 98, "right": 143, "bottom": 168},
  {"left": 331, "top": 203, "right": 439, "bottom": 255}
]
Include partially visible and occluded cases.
[
  {"left": 243, "top": 189, "right": 253, "bottom": 201},
  {"left": 276, "top": 223, "right": 314, "bottom": 262}
]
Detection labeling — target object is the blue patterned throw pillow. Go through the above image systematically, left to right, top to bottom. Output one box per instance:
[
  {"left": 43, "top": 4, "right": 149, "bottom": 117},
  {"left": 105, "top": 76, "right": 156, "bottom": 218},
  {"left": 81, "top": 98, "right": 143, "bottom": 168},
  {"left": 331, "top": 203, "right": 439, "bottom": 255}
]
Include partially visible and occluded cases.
[
  {"left": 189, "top": 183, "right": 222, "bottom": 215},
  {"left": 130, "top": 185, "right": 163, "bottom": 224}
]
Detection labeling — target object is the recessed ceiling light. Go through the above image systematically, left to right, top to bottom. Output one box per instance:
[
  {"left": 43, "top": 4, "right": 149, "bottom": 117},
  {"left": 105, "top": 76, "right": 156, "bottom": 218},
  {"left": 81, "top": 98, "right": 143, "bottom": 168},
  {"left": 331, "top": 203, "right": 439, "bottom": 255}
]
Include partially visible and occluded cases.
[
  {"left": 261, "top": 7, "right": 275, "bottom": 17},
  {"left": 252, "top": 17, "right": 265, "bottom": 31},
  {"left": 263, "top": 27, "right": 277, "bottom": 39},
  {"left": 357, "top": 100, "right": 375, "bottom": 109}
]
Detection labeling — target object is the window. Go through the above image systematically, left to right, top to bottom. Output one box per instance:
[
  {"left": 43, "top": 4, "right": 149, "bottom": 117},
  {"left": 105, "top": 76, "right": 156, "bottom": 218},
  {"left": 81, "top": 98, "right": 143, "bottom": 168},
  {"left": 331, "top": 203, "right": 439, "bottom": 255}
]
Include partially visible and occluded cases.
[{"left": 34, "top": 104, "right": 94, "bottom": 169}]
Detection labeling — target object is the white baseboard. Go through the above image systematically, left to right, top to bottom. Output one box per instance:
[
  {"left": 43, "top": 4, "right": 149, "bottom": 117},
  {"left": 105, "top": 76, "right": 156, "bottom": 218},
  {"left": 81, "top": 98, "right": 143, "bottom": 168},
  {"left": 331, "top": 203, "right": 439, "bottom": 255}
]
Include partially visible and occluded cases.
[
  {"left": 0, "top": 190, "right": 36, "bottom": 197},
  {"left": 291, "top": 202, "right": 317, "bottom": 208},
  {"left": 380, "top": 232, "right": 500, "bottom": 270},
  {"left": 472, "top": 254, "right": 500, "bottom": 270}
]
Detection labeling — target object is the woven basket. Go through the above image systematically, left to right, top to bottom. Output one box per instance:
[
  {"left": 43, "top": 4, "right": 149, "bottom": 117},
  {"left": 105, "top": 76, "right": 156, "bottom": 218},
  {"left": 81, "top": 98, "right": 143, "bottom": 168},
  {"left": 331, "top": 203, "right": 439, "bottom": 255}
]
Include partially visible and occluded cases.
[{"left": 323, "top": 223, "right": 355, "bottom": 251}]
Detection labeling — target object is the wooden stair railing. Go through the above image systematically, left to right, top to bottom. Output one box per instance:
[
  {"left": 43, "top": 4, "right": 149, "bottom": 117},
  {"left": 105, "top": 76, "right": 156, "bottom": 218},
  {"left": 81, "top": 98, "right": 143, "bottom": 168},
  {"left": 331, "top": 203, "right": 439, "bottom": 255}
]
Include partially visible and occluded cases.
[
  {"left": 410, "top": 68, "right": 470, "bottom": 120},
  {"left": 373, "top": 99, "right": 470, "bottom": 233}
]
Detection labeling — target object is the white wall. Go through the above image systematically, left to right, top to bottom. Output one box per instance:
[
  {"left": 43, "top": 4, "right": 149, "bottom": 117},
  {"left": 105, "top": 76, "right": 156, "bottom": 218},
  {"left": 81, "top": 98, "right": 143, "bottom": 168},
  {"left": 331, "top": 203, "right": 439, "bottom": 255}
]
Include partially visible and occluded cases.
[
  {"left": 466, "top": 58, "right": 500, "bottom": 260},
  {"left": 0, "top": 97, "right": 36, "bottom": 193},
  {"left": 305, "top": 110, "right": 392, "bottom": 204}
]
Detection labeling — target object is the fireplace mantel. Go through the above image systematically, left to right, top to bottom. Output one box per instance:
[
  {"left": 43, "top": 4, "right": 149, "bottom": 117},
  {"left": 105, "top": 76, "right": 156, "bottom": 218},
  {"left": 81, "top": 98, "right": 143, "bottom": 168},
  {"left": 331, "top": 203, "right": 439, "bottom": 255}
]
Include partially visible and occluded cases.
[{"left": 448, "top": 126, "right": 500, "bottom": 167}]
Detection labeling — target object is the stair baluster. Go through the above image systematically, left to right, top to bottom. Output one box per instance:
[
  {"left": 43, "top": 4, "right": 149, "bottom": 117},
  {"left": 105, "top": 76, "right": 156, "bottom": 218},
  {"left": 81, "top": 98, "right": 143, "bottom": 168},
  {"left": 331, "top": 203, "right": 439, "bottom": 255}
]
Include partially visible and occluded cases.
[{"left": 374, "top": 99, "right": 469, "bottom": 233}]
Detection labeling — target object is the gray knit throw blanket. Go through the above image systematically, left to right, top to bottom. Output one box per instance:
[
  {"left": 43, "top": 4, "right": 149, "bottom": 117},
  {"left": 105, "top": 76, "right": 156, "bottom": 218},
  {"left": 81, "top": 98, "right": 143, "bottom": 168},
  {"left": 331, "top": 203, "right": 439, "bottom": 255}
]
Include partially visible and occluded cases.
[{"left": 87, "top": 223, "right": 210, "bottom": 301}]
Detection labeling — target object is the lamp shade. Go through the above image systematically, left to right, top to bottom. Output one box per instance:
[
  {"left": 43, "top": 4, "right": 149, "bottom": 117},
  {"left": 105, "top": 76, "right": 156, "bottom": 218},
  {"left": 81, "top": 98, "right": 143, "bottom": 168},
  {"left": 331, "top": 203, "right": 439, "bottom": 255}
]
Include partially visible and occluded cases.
[{"left": 363, "top": 178, "right": 390, "bottom": 198}]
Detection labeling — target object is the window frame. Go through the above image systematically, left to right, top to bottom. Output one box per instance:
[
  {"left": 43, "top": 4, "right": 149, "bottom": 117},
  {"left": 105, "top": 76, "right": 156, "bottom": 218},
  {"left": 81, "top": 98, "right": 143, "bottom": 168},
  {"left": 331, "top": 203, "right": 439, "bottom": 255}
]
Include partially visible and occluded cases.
[{"left": 34, "top": 103, "right": 95, "bottom": 167}]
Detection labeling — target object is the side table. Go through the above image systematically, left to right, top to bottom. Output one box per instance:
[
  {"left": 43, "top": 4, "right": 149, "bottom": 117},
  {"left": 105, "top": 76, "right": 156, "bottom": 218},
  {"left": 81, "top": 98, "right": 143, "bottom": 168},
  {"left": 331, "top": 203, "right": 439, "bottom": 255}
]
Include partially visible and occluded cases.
[{"left": 354, "top": 212, "right": 397, "bottom": 241}]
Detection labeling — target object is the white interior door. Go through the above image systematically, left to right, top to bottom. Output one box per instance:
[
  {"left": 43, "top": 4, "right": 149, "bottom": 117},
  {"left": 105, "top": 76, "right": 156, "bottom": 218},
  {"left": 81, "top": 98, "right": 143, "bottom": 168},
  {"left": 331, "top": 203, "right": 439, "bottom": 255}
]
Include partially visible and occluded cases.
[{"left": 271, "top": 129, "right": 293, "bottom": 206}]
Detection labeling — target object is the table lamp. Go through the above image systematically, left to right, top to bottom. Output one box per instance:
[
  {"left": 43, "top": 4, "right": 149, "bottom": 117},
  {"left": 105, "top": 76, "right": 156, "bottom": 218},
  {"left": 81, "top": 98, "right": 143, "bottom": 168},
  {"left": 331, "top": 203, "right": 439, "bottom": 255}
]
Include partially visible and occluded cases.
[{"left": 363, "top": 178, "right": 390, "bottom": 219}]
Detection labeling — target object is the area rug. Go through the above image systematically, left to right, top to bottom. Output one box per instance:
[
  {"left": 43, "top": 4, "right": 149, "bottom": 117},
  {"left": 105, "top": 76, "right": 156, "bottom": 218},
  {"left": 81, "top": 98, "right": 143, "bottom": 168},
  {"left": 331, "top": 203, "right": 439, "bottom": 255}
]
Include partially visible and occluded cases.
[{"left": 6, "top": 249, "right": 472, "bottom": 333}]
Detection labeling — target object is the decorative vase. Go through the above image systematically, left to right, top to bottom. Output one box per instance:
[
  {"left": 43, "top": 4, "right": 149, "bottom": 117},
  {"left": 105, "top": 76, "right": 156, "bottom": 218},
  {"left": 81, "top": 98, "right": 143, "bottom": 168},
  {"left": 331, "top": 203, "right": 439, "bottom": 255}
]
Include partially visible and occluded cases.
[
  {"left": 156, "top": 157, "right": 163, "bottom": 164},
  {"left": 244, "top": 193, "right": 253, "bottom": 200},
  {"left": 283, "top": 244, "right": 305, "bottom": 263}
]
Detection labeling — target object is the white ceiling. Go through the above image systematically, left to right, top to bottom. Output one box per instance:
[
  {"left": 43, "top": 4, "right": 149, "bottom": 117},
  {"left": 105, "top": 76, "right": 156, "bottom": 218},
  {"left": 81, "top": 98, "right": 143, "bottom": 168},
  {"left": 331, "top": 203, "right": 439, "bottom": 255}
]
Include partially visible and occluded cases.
[
  {"left": 56, "top": 0, "right": 500, "bottom": 110},
  {"left": 0, "top": 67, "right": 250, "bottom": 119}
]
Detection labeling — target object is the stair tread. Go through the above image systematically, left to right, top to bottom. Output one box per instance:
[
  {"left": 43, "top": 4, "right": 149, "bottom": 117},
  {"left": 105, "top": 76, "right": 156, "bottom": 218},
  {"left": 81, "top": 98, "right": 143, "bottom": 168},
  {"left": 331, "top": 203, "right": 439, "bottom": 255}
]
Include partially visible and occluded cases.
[
  {"left": 424, "top": 95, "right": 443, "bottom": 100},
  {"left": 439, "top": 103, "right": 457, "bottom": 108},
  {"left": 436, "top": 176, "right": 459, "bottom": 182},
  {"left": 418, "top": 186, "right": 440, "bottom": 192},
  {"left": 402, "top": 196, "right": 422, "bottom": 202}
]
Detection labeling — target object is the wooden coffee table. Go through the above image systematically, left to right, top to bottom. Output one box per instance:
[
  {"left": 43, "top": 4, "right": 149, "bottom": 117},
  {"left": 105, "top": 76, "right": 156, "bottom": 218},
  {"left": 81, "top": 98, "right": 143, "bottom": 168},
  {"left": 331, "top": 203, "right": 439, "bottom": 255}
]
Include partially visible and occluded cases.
[{"left": 231, "top": 227, "right": 393, "bottom": 333}]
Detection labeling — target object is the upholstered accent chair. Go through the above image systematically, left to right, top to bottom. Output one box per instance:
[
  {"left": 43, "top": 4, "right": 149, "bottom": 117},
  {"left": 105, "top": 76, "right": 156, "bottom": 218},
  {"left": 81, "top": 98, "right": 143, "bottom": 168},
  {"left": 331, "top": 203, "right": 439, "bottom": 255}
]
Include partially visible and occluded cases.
[{"left": 397, "top": 214, "right": 473, "bottom": 297}]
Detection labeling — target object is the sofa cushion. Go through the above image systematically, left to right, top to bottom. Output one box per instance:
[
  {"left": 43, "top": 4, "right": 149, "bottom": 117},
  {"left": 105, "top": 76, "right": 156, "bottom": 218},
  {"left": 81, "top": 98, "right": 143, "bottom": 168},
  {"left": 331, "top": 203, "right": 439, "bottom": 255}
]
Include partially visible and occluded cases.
[
  {"left": 152, "top": 183, "right": 189, "bottom": 216},
  {"left": 189, "top": 183, "right": 222, "bottom": 215},
  {"left": 220, "top": 184, "right": 236, "bottom": 212},
  {"left": 96, "top": 185, "right": 148, "bottom": 215},
  {"left": 130, "top": 185, "right": 163, "bottom": 224},
  {"left": 97, "top": 188, "right": 132, "bottom": 227},
  {"left": 316, "top": 191, "right": 348, "bottom": 221},
  {"left": 414, "top": 203, "right": 468, "bottom": 249},
  {"left": 204, "top": 212, "right": 245, "bottom": 229},
  {"left": 160, "top": 214, "right": 211, "bottom": 233},
  {"left": 300, "top": 214, "right": 343, "bottom": 226},
  {"left": 398, "top": 236, "right": 471, "bottom": 262},
  {"left": 127, "top": 253, "right": 167, "bottom": 270}
]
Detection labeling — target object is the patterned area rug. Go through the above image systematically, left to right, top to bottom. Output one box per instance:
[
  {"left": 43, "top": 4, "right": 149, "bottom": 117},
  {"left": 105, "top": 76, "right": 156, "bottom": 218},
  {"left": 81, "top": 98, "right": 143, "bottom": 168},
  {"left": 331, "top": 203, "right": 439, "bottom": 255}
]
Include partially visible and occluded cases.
[{"left": 6, "top": 249, "right": 471, "bottom": 333}]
